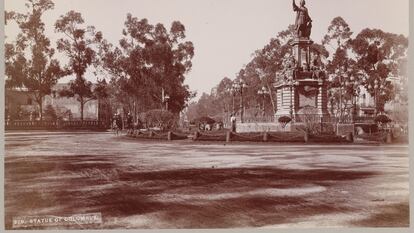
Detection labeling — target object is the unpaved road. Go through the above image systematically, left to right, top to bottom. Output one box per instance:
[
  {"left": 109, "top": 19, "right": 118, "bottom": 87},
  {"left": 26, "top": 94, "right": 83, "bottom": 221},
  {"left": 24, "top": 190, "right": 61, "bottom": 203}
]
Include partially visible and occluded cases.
[{"left": 4, "top": 131, "right": 409, "bottom": 229}]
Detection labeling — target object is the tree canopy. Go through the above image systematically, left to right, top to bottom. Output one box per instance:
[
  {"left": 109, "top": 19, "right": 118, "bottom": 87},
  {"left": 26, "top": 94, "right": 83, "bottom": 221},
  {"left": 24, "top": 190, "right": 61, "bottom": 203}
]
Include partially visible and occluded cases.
[
  {"left": 5, "top": 0, "right": 66, "bottom": 120},
  {"left": 55, "top": 10, "right": 104, "bottom": 120},
  {"left": 98, "top": 14, "right": 195, "bottom": 115},
  {"left": 186, "top": 17, "right": 408, "bottom": 122}
]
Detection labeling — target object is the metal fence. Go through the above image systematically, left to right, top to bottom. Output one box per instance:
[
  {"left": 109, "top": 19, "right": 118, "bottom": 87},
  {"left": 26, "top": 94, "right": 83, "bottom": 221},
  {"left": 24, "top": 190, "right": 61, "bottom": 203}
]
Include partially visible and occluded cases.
[
  {"left": 241, "top": 114, "right": 375, "bottom": 124},
  {"left": 242, "top": 115, "right": 275, "bottom": 123},
  {"left": 5, "top": 120, "right": 108, "bottom": 130}
]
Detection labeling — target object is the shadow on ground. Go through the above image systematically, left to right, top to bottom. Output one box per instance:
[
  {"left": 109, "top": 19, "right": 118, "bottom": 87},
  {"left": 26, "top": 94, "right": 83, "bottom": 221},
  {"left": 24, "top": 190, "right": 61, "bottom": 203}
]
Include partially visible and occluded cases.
[{"left": 5, "top": 154, "right": 394, "bottom": 229}]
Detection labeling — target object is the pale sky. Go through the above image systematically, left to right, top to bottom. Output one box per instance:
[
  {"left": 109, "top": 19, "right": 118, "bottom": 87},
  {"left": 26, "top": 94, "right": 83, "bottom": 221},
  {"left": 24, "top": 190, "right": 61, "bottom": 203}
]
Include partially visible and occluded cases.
[{"left": 5, "top": 0, "right": 409, "bottom": 99}]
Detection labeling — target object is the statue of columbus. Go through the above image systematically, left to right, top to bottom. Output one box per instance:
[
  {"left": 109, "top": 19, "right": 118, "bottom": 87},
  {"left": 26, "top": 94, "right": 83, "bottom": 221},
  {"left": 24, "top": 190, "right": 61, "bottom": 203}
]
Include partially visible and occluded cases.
[{"left": 293, "top": 0, "right": 312, "bottom": 39}]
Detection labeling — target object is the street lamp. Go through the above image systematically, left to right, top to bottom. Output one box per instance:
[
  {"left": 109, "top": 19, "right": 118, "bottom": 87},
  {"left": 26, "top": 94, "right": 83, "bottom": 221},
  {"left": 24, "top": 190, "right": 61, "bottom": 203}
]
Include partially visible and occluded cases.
[
  {"left": 339, "top": 65, "right": 348, "bottom": 122},
  {"left": 284, "top": 76, "right": 295, "bottom": 120},
  {"left": 345, "top": 76, "right": 359, "bottom": 123},
  {"left": 369, "top": 78, "right": 388, "bottom": 116},
  {"left": 374, "top": 79, "right": 379, "bottom": 115},
  {"left": 232, "top": 80, "right": 248, "bottom": 123},
  {"left": 227, "top": 85, "right": 237, "bottom": 115},
  {"left": 257, "top": 86, "right": 270, "bottom": 117},
  {"left": 164, "top": 94, "right": 170, "bottom": 111}
]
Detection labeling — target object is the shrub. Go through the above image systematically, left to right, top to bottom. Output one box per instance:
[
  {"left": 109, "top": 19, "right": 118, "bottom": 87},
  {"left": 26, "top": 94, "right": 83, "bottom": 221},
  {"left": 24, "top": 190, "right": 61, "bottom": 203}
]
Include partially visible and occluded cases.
[
  {"left": 43, "top": 104, "right": 57, "bottom": 121},
  {"left": 296, "top": 106, "right": 321, "bottom": 135},
  {"left": 142, "top": 109, "right": 177, "bottom": 131},
  {"left": 375, "top": 114, "right": 391, "bottom": 124},
  {"left": 278, "top": 116, "right": 292, "bottom": 128}
]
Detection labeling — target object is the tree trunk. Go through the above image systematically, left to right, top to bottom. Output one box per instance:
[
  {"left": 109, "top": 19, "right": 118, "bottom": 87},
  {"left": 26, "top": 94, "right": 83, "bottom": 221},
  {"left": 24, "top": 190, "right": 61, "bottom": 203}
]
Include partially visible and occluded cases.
[
  {"left": 266, "top": 83, "right": 276, "bottom": 115},
  {"left": 39, "top": 101, "right": 43, "bottom": 121},
  {"left": 80, "top": 101, "right": 84, "bottom": 122}
]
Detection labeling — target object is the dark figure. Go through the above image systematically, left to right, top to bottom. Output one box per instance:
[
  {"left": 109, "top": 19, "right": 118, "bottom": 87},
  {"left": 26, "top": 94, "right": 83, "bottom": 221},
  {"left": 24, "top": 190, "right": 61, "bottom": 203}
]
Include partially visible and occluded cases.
[
  {"left": 293, "top": 0, "right": 312, "bottom": 38},
  {"left": 126, "top": 113, "right": 133, "bottom": 132},
  {"left": 116, "top": 114, "right": 123, "bottom": 131},
  {"left": 230, "top": 114, "right": 236, "bottom": 133},
  {"left": 136, "top": 118, "right": 143, "bottom": 130}
]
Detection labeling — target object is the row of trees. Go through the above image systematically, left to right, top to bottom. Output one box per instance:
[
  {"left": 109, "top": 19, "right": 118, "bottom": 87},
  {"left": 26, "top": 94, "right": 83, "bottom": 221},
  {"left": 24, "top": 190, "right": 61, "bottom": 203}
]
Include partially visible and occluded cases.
[
  {"left": 5, "top": 0, "right": 195, "bottom": 121},
  {"left": 187, "top": 17, "right": 408, "bottom": 122}
]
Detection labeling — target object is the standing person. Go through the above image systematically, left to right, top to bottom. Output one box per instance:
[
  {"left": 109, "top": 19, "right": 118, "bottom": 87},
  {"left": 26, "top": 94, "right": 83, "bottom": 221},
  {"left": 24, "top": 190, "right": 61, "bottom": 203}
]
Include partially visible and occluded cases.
[
  {"left": 116, "top": 113, "right": 123, "bottom": 135},
  {"left": 126, "top": 113, "right": 133, "bottom": 133},
  {"left": 112, "top": 114, "right": 118, "bottom": 135},
  {"left": 230, "top": 114, "right": 236, "bottom": 132},
  {"left": 136, "top": 117, "right": 143, "bottom": 130},
  {"left": 205, "top": 124, "right": 211, "bottom": 131}
]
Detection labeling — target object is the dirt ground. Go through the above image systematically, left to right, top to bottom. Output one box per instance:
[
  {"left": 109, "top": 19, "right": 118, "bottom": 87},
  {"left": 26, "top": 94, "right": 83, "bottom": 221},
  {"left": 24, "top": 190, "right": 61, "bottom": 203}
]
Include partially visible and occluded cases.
[{"left": 4, "top": 131, "right": 410, "bottom": 229}]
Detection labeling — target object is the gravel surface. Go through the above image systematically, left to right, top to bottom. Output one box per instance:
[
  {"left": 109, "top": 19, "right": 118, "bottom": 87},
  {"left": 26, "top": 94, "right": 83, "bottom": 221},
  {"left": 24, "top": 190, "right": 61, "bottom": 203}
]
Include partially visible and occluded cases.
[{"left": 4, "top": 131, "right": 409, "bottom": 229}]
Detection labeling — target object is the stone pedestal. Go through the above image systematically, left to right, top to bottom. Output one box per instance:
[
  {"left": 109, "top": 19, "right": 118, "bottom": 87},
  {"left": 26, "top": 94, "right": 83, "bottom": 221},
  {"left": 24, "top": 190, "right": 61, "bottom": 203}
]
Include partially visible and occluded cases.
[
  {"left": 275, "top": 37, "right": 330, "bottom": 126},
  {"left": 291, "top": 38, "right": 314, "bottom": 71}
]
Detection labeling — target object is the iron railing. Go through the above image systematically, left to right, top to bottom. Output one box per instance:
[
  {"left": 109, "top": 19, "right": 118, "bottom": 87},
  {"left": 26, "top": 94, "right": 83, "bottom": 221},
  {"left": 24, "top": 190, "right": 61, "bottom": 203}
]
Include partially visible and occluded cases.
[
  {"left": 237, "top": 114, "right": 376, "bottom": 124},
  {"left": 242, "top": 115, "right": 275, "bottom": 123},
  {"left": 5, "top": 120, "right": 108, "bottom": 130}
]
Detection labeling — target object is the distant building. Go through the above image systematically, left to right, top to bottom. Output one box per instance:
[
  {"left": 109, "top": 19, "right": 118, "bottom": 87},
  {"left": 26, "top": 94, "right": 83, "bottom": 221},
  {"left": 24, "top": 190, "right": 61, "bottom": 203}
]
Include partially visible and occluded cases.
[
  {"left": 355, "top": 76, "right": 406, "bottom": 117},
  {"left": 5, "top": 83, "right": 101, "bottom": 121},
  {"left": 44, "top": 84, "right": 99, "bottom": 120},
  {"left": 356, "top": 86, "right": 376, "bottom": 117},
  {"left": 5, "top": 88, "right": 37, "bottom": 120}
]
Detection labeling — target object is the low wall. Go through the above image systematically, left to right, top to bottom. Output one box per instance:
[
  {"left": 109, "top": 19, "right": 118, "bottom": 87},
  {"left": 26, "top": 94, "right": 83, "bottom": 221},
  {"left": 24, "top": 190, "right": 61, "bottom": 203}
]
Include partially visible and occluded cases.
[
  {"left": 236, "top": 122, "right": 290, "bottom": 133},
  {"left": 336, "top": 124, "right": 355, "bottom": 136}
]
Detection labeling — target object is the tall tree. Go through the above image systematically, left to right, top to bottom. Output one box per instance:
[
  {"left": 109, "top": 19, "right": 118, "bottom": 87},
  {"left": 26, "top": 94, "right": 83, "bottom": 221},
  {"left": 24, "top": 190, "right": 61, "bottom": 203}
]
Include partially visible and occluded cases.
[
  {"left": 5, "top": 0, "right": 66, "bottom": 120},
  {"left": 55, "top": 11, "right": 103, "bottom": 120},
  {"left": 99, "top": 14, "right": 195, "bottom": 115},
  {"left": 322, "top": 17, "right": 353, "bottom": 52},
  {"left": 323, "top": 17, "right": 354, "bottom": 117},
  {"left": 352, "top": 28, "right": 408, "bottom": 113},
  {"left": 186, "top": 77, "right": 237, "bottom": 122},
  {"left": 214, "top": 77, "right": 234, "bottom": 115},
  {"left": 58, "top": 78, "right": 96, "bottom": 120}
]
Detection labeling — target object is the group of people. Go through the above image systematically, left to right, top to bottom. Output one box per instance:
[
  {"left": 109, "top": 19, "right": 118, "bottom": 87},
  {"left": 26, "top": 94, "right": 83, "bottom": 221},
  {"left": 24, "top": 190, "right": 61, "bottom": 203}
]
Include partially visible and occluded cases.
[
  {"left": 111, "top": 112, "right": 239, "bottom": 134},
  {"left": 111, "top": 113, "right": 123, "bottom": 135},
  {"left": 112, "top": 113, "right": 142, "bottom": 135},
  {"left": 199, "top": 122, "right": 224, "bottom": 131}
]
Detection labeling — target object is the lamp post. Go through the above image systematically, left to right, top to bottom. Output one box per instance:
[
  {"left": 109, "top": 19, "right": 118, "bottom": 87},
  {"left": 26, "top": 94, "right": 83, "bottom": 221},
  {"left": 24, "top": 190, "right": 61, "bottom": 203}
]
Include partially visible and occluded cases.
[
  {"left": 339, "top": 66, "right": 348, "bottom": 122},
  {"left": 284, "top": 76, "right": 295, "bottom": 120},
  {"left": 345, "top": 76, "right": 360, "bottom": 123},
  {"left": 369, "top": 78, "right": 386, "bottom": 116},
  {"left": 374, "top": 79, "right": 379, "bottom": 115},
  {"left": 232, "top": 80, "right": 247, "bottom": 123},
  {"left": 240, "top": 80, "right": 248, "bottom": 123},
  {"left": 227, "top": 85, "right": 237, "bottom": 115},
  {"left": 257, "top": 86, "right": 270, "bottom": 117},
  {"left": 328, "top": 90, "right": 334, "bottom": 116},
  {"left": 164, "top": 94, "right": 170, "bottom": 111}
]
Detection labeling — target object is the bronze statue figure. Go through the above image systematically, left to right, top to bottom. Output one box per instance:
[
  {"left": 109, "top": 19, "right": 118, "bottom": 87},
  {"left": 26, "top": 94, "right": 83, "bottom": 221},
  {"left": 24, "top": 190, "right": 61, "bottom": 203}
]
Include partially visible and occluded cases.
[{"left": 293, "top": 0, "right": 312, "bottom": 38}]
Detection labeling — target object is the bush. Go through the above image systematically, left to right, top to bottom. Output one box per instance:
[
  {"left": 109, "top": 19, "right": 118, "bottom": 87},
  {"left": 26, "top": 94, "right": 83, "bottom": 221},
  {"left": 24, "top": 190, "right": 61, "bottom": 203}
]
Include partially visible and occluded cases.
[
  {"left": 43, "top": 104, "right": 57, "bottom": 121},
  {"left": 296, "top": 106, "right": 321, "bottom": 135},
  {"left": 142, "top": 109, "right": 177, "bottom": 131},
  {"left": 375, "top": 114, "right": 391, "bottom": 124},
  {"left": 278, "top": 116, "right": 292, "bottom": 128}
]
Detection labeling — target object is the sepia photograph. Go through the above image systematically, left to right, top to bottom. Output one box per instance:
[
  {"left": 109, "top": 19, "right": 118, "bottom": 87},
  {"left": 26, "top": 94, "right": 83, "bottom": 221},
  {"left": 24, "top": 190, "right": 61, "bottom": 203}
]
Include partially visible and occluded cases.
[{"left": 2, "top": 0, "right": 411, "bottom": 230}]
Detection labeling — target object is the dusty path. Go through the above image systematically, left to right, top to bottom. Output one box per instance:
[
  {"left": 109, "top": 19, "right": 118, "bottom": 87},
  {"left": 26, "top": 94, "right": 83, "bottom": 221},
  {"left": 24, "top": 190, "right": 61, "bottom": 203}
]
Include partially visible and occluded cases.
[{"left": 4, "top": 131, "right": 409, "bottom": 229}]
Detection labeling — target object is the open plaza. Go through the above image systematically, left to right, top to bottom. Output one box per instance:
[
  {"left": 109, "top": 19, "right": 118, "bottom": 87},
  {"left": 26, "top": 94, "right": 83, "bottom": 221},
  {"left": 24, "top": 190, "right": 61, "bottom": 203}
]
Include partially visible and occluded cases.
[
  {"left": 4, "top": 0, "right": 410, "bottom": 230},
  {"left": 4, "top": 131, "right": 409, "bottom": 229}
]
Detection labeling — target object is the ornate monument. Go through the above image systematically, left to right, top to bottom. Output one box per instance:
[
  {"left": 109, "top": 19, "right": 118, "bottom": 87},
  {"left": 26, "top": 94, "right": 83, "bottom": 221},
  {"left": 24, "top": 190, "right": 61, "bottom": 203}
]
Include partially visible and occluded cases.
[{"left": 275, "top": 0, "right": 330, "bottom": 125}]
